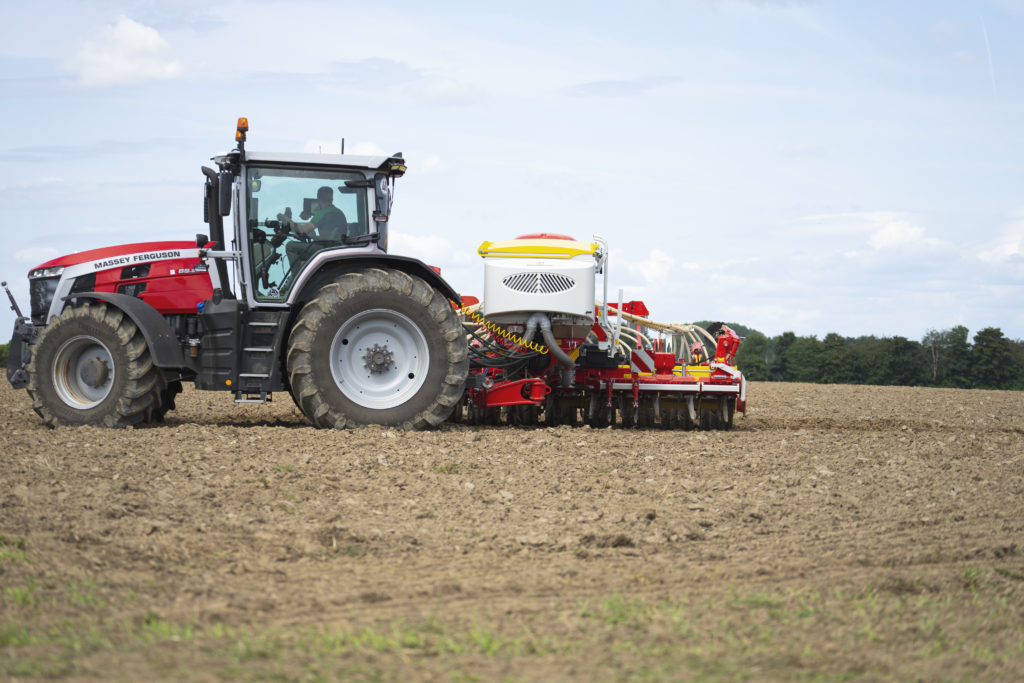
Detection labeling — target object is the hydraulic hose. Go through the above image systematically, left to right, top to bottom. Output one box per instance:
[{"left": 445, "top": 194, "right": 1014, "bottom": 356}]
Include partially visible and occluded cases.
[{"left": 536, "top": 314, "right": 576, "bottom": 369}]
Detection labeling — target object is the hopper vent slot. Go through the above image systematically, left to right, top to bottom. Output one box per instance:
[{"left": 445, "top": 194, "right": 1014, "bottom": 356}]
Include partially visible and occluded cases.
[{"left": 502, "top": 272, "right": 575, "bottom": 294}]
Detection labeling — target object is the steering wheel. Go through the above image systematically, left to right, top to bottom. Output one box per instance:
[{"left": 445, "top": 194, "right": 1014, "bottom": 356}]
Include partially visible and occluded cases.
[{"left": 274, "top": 209, "right": 313, "bottom": 243}]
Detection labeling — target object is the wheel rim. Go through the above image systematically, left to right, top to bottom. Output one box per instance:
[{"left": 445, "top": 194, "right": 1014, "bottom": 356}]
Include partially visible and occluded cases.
[
  {"left": 330, "top": 308, "right": 429, "bottom": 410},
  {"left": 52, "top": 334, "right": 115, "bottom": 409}
]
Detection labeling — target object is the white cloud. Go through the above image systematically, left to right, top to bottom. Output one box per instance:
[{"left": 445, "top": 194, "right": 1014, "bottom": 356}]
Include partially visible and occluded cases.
[
  {"left": 71, "top": 17, "right": 181, "bottom": 87},
  {"left": 802, "top": 212, "right": 947, "bottom": 252},
  {"left": 977, "top": 212, "right": 1024, "bottom": 264},
  {"left": 867, "top": 218, "right": 925, "bottom": 249},
  {"left": 869, "top": 218, "right": 948, "bottom": 251},
  {"left": 625, "top": 248, "right": 677, "bottom": 289}
]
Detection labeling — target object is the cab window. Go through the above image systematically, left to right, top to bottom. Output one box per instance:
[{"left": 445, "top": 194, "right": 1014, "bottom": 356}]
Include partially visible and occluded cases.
[{"left": 246, "top": 167, "right": 368, "bottom": 301}]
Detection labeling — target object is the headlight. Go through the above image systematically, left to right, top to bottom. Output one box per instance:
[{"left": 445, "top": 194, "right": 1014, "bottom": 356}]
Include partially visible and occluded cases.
[
  {"left": 29, "top": 266, "right": 65, "bottom": 279},
  {"left": 30, "top": 276, "right": 60, "bottom": 325}
]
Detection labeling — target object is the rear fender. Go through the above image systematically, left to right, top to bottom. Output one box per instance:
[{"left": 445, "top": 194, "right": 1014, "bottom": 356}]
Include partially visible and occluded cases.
[
  {"left": 290, "top": 253, "right": 460, "bottom": 306},
  {"left": 67, "top": 292, "right": 185, "bottom": 368}
]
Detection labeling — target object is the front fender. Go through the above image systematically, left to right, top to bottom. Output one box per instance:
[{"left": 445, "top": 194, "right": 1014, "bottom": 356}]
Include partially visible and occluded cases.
[{"left": 69, "top": 292, "right": 186, "bottom": 368}]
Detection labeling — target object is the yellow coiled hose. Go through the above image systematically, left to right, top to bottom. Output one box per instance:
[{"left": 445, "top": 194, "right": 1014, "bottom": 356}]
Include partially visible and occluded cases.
[{"left": 465, "top": 308, "right": 548, "bottom": 355}]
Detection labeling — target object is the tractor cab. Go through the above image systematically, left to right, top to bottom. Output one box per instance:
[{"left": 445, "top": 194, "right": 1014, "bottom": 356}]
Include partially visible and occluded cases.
[{"left": 207, "top": 118, "right": 407, "bottom": 308}]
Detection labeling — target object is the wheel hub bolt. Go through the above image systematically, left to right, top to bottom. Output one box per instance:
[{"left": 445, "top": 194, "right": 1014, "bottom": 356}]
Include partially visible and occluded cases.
[{"left": 363, "top": 344, "right": 394, "bottom": 374}]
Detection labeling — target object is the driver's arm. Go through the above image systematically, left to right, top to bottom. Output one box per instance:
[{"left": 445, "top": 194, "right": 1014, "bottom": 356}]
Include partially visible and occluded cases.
[{"left": 277, "top": 214, "right": 318, "bottom": 235}]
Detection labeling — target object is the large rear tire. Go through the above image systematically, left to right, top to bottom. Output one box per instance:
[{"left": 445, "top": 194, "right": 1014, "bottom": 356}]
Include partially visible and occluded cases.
[
  {"left": 286, "top": 268, "right": 468, "bottom": 429},
  {"left": 26, "top": 302, "right": 160, "bottom": 428}
]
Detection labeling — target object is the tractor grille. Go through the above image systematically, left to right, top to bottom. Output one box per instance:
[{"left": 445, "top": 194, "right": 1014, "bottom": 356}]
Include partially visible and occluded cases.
[
  {"left": 502, "top": 272, "right": 576, "bottom": 294},
  {"left": 29, "top": 277, "right": 59, "bottom": 325}
]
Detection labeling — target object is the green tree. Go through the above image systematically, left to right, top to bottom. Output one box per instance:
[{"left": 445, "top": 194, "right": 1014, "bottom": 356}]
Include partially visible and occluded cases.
[
  {"left": 945, "top": 325, "right": 972, "bottom": 388},
  {"left": 971, "top": 327, "right": 1016, "bottom": 389},
  {"left": 922, "top": 328, "right": 950, "bottom": 385},
  {"left": 734, "top": 329, "right": 770, "bottom": 380},
  {"left": 770, "top": 332, "right": 797, "bottom": 381},
  {"left": 820, "top": 332, "right": 852, "bottom": 384},
  {"left": 782, "top": 336, "right": 824, "bottom": 383},
  {"left": 847, "top": 336, "right": 894, "bottom": 386},
  {"left": 888, "top": 336, "right": 927, "bottom": 386},
  {"left": 1010, "top": 339, "right": 1024, "bottom": 390}
]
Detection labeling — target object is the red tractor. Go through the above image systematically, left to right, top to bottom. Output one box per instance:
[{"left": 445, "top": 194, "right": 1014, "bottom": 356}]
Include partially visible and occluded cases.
[{"left": 4, "top": 119, "right": 467, "bottom": 429}]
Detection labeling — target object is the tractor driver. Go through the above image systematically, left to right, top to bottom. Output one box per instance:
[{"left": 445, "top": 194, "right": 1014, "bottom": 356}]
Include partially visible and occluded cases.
[
  {"left": 277, "top": 186, "right": 349, "bottom": 273},
  {"left": 278, "top": 186, "right": 348, "bottom": 242}
]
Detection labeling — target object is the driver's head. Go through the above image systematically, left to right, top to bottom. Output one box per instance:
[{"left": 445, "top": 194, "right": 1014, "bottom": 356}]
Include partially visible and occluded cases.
[{"left": 317, "top": 186, "right": 334, "bottom": 205}]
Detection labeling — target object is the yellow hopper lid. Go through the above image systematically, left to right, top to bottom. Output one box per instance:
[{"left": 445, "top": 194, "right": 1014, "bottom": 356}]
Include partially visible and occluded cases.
[{"left": 478, "top": 238, "right": 598, "bottom": 259}]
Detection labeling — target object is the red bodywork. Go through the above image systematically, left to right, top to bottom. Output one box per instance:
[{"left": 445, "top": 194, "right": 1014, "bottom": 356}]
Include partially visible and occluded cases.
[{"left": 36, "top": 241, "right": 214, "bottom": 315}]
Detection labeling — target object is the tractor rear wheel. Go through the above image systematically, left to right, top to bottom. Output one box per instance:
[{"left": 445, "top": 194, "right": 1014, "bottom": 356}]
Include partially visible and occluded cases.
[
  {"left": 286, "top": 268, "right": 468, "bottom": 429},
  {"left": 26, "top": 302, "right": 160, "bottom": 428}
]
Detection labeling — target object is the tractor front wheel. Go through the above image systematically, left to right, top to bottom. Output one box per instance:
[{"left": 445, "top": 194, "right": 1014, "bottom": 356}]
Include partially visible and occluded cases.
[
  {"left": 286, "top": 268, "right": 468, "bottom": 429},
  {"left": 26, "top": 302, "right": 160, "bottom": 428}
]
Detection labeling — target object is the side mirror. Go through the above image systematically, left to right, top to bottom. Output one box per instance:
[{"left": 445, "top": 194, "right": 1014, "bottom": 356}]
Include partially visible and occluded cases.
[
  {"left": 218, "top": 170, "right": 233, "bottom": 216},
  {"left": 373, "top": 174, "right": 391, "bottom": 223},
  {"left": 203, "top": 179, "right": 213, "bottom": 224}
]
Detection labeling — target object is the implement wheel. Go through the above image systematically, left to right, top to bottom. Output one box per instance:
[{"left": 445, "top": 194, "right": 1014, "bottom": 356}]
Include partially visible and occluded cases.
[
  {"left": 286, "top": 268, "right": 468, "bottom": 429},
  {"left": 26, "top": 302, "right": 160, "bottom": 428},
  {"left": 618, "top": 395, "right": 636, "bottom": 429},
  {"left": 637, "top": 395, "right": 656, "bottom": 428},
  {"left": 719, "top": 397, "right": 735, "bottom": 431},
  {"left": 510, "top": 404, "right": 540, "bottom": 426}
]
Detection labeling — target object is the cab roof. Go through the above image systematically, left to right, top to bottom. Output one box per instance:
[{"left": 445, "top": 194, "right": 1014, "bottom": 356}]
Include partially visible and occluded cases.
[{"left": 214, "top": 150, "right": 394, "bottom": 171}]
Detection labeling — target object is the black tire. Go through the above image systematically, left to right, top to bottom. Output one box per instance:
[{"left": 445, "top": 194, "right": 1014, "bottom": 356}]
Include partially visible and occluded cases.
[
  {"left": 286, "top": 268, "right": 468, "bottom": 429},
  {"left": 26, "top": 302, "right": 160, "bottom": 428},
  {"left": 150, "top": 376, "right": 182, "bottom": 422},
  {"left": 544, "top": 394, "right": 561, "bottom": 426},
  {"left": 618, "top": 395, "right": 636, "bottom": 429},
  {"left": 637, "top": 395, "right": 656, "bottom": 428},
  {"left": 659, "top": 397, "right": 679, "bottom": 430},
  {"left": 679, "top": 397, "right": 696, "bottom": 431},
  {"left": 719, "top": 397, "right": 735, "bottom": 431},
  {"left": 699, "top": 399, "right": 717, "bottom": 431},
  {"left": 587, "top": 400, "right": 614, "bottom": 428},
  {"left": 445, "top": 401, "right": 465, "bottom": 424},
  {"left": 467, "top": 404, "right": 501, "bottom": 425},
  {"left": 510, "top": 404, "right": 540, "bottom": 427}
]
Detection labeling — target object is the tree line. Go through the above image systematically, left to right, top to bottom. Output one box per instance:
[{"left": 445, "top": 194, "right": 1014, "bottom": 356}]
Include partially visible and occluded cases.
[
  {"left": 2, "top": 323, "right": 1023, "bottom": 390},
  {"left": 716, "top": 324, "right": 1024, "bottom": 390}
]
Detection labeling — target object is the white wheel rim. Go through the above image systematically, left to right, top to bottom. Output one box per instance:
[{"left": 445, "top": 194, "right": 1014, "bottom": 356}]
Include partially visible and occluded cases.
[
  {"left": 330, "top": 308, "right": 429, "bottom": 409},
  {"left": 52, "top": 334, "right": 115, "bottom": 409}
]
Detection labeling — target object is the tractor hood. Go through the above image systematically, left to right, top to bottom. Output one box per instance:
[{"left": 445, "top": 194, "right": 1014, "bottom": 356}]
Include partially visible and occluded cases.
[{"left": 29, "top": 241, "right": 202, "bottom": 276}]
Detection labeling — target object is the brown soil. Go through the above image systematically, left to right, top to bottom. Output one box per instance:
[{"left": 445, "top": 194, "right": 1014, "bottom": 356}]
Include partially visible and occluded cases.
[{"left": 2, "top": 381, "right": 1023, "bottom": 680}]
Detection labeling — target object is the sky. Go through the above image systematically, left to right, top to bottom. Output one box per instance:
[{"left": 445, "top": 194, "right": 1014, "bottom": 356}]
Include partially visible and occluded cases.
[{"left": 1, "top": 0, "right": 1023, "bottom": 341}]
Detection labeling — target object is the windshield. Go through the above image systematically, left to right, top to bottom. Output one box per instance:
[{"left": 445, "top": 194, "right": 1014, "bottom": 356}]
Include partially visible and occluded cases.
[{"left": 246, "top": 166, "right": 369, "bottom": 301}]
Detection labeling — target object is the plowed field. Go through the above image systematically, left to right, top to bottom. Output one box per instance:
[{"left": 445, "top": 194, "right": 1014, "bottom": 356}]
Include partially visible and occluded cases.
[{"left": 2, "top": 381, "right": 1023, "bottom": 680}]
